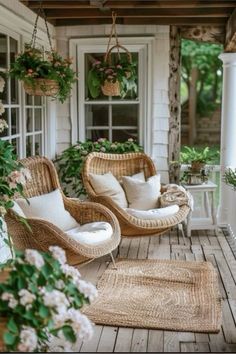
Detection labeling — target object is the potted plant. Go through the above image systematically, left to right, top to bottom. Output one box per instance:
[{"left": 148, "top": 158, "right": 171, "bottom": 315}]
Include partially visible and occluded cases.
[
  {"left": 9, "top": 45, "right": 76, "bottom": 103},
  {"left": 87, "top": 45, "right": 137, "bottom": 99},
  {"left": 55, "top": 138, "right": 143, "bottom": 198},
  {"left": 179, "top": 146, "right": 219, "bottom": 184},
  {"left": 223, "top": 167, "right": 236, "bottom": 190},
  {"left": 0, "top": 246, "right": 97, "bottom": 352}
]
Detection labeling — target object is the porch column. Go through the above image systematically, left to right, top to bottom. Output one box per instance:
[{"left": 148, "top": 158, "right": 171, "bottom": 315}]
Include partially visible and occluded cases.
[{"left": 218, "top": 53, "right": 236, "bottom": 225}]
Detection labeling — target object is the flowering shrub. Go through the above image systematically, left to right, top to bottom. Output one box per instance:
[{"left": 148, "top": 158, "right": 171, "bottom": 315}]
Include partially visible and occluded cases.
[
  {"left": 9, "top": 45, "right": 77, "bottom": 103},
  {"left": 87, "top": 56, "right": 137, "bottom": 99},
  {"left": 56, "top": 138, "right": 143, "bottom": 197},
  {"left": 223, "top": 167, "right": 236, "bottom": 190},
  {"left": 0, "top": 246, "right": 97, "bottom": 352}
]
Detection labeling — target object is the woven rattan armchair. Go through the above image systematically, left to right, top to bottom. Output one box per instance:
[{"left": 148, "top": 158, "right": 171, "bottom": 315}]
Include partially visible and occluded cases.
[
  {"left": 82, "top": 152, "right": 190, "bottom": 237},
  {"left": 5, "top": 156, "right": 120, "bottom": 266}
]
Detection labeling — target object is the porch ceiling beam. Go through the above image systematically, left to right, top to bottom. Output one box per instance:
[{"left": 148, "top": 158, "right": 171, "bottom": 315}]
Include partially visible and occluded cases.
[
  {"left": 21, "top": 1, "right": 236, "bottom": 10},
  {"left": 44, "top": 8, "right": 232, "bottom": 19},
  {"left": 225, "top": 9, "right": 236, "bottom": 52},
  {"left": 54, "top": 17, "right": 226, "bottom": 26}
]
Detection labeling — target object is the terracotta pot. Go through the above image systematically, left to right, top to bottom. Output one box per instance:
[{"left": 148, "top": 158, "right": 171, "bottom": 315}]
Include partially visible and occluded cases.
[{"left": 191, "top": 161, "right": 205, "bottom": 173}]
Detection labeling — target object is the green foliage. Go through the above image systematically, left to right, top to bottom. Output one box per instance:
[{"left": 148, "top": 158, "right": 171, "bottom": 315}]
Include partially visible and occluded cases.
[
  {"left": 181, "top": 39, "right": 223, "bottom": 116},
  {"left": 9, "top": 45, "right": 77, "bottom": 103},
  {"left": 87, "top": 56, "right": 137, "bottom": 99},
  {"left": 55, "top": 138, "right": 143, "bottom": 197},
  {"left": 180, "top": 146, "right": 220, "bottom": 165},
  {"left": 223, "top": 167, "right": 236, "bottom": 189},
  {"left": 0, "top": 247, "right": 95, "bottom": 352}
]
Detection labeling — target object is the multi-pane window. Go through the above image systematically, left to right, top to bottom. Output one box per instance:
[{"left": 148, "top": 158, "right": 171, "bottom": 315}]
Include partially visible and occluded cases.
[
  {"left": 0, "top": 31, "right": 46, "bottom": 158},
  {"left": 81, "top": 50, "right": 140, "bottom": 143}
]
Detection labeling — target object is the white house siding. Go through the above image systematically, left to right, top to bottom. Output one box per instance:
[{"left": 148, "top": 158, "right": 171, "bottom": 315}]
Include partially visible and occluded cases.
[{"left": 55, "top": 25, "right": 171, "bottom": 183}]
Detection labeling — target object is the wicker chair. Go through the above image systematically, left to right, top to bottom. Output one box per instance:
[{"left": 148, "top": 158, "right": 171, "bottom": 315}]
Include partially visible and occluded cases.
[
  {"left": 82, "top": 152, "right": 190, "bottom": 237},
  {"left": 5, "top": 156, "right": 120, "bottom": 266}
]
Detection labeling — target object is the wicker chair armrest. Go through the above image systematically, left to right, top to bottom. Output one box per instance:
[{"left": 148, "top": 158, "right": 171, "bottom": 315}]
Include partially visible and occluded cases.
[{"left": 63, "top": 197, "right": 120, "bottom": 232}]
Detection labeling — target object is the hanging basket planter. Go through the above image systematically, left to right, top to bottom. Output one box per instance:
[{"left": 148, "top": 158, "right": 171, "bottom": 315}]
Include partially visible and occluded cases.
[{"left": 23, "top": 79, "right": 59, "bottom": 97}]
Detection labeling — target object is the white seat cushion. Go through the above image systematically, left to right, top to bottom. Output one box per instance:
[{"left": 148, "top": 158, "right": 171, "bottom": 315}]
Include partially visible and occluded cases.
[
  {"left": 89, "top": 172, "right": 128, "bottom": 208},
  {"left": 122, "top": 174, "right": 161, "bottom": 210},
  {"left": 16, "top": 189, "right": 78, "bottom": 231},
  {"left": 125, "top": 205, "right": 180, "bottom": 220},
  {"left": 66, "top": 222, "right": 113, "bottom": 245}
]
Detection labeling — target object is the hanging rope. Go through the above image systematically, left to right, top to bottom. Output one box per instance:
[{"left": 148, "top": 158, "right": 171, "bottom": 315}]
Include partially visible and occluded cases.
[
  {"left": 30, "top": 0, "right": 53, "bottom": 52},
  {"left": 104, "top": 11, "right": 120, "bottom": 62}
]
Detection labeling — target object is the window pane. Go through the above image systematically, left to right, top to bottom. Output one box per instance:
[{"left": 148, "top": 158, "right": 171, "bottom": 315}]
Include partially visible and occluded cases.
[
  {"left": 0, "top": 34, "right": 7, "bottom": 69},
  {"left": 10, "top": 38, "right": 17, "bottom": 65},
  {"left": 0, "top": 72, "right": 7, "bottom": 104},
  {"left": 11, "top": 78, "right": 18, "bottom": 104},
  {"left": 26, "top": 94, "right": 33, "bottom": 105},
  {"left": 34, "top": 96, "right": 42, "bottom": 105},
  {"left": 112, "top": 104, "right": 138, "bottom": 126},
  {"left": 85, "top": 105, "right": 108, "bottom": 127},
  {"left": 11, "top": 108, "right": 19, "bottom": 135},
  {"left": 0, "top": 109, "right": 9, "bottom": 137},
  {"left": 26, "top": 109, "right": 33, "bottom": 132},
  {"left": 35, "top": 109, "right": 42, "bottom": 131},
  {"left": 86, "top": 129, "right": 109, "bottom": 141},
  {"left": 112, "top": 129, "right": 138, "bottom": 142},
  {"left": 35, "top": 134, "right": 42, "bottom": 155},
  {"left": 26, "top": 136, "right": 33, "bottom": 157},
  {"left": 11, "top": 137, "right": 20, "bottom": 155}
]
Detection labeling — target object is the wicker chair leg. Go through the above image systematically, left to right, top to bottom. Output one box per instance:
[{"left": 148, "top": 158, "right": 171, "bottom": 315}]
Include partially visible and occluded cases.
[
  {"left": 178, "top": 223, "right": 186, "bottom": 245},
  {"left": 110, "top": 252, "right": 117, "bottom": 269}
]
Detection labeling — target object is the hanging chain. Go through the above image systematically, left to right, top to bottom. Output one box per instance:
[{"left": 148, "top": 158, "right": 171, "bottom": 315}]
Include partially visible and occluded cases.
[{"left": 29, "top": 0, "right": 53, "bottom": 52}]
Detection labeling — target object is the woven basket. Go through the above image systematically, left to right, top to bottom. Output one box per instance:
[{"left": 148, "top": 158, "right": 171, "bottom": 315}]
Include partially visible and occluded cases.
[
  {"left": 24, "top": 79, "right": 59, "bottom": 97},
  {"left": 101, "top": 80, "right": 120, "bottom": 96}
]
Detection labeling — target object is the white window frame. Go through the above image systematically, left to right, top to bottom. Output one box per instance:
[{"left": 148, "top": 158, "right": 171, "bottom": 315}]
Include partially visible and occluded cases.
[{"left": 70, "top": 36, "right": 154, "bottom": 154}]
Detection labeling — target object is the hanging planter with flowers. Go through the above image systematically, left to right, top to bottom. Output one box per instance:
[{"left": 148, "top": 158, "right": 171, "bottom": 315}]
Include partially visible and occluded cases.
[
  {"left": 9, "top": 5, "right": 76, "bottom": 103},
  {"left": 87, "top": 12, "right": 137, "bottom": 99}
]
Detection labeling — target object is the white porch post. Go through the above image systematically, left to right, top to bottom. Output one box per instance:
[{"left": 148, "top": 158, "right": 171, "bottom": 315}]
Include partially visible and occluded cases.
[{"left": 218, "top": 53, "right": 236, "bottom": 225}]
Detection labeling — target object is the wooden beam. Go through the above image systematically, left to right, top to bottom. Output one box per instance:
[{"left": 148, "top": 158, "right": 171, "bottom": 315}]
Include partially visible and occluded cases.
[
  {"left": 22, "top": 1, "right": 236, "bottom": 10},
  {"left": 45, "top": 8, "right": 231, "bottom": 19},
  {"left": 225, "top": 9, "right": 236, "bottom": 52},
  {"left": 54, "top": 17, "right": 227, "bottom": 26},
  {"left": 181, "top": 26, "right": 225, "bottom": 44}
]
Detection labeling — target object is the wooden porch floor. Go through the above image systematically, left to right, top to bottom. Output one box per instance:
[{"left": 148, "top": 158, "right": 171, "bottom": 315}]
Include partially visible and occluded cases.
[{"left": 78, "top": 228, "right": 236, "bottom": 353}]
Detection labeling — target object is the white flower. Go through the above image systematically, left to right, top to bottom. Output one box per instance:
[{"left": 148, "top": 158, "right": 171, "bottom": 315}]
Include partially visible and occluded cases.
[
  {"left": 0, "top": 77, "right": 5, "bottom": 93},
  {"left": 0, "top": 100, "right": 5, "bottom": 115},
  {"left": 0, "top": 119, "right": 8, "bottom": 133},
  {"left": 97, "top": 138, "right": 106, "bottom": 143},
  {"left": 128, "top": 138, "right": 134, "bottom": 142},
  {"left": 100, "top": 147, "right": 106, "bottom": 152},
  {"left": 8, "top": 170, "right": 26, "bottom": 186},
  {"left": 0, "top": 206, "right": 7, "bottom": 216},
  {"left": 49, "top": 246, "right": 67, "bottom": 265},
  {"left": 25, "top": 249, "right": 45, "bottom": 269},
  {"left": 61, "top": 264, "right": 81, "bottom": 281},
  {"left": 55, "top": 279, "right": 65, "bottom": 290},
  {"left": 75, "top": 279, "right": 98, "bottom": 302},
  {"left": 19, "top": 289, "right": 36, "bottom": 306},
  {"left": 42, "top": 289, "right": 69, "bottom": 313},
  {"left": 1, "top": 292, "right": 18, "bottom": 308},
  {"left": 68, "top": 308, "right": 94, "bottom": 341},
  {"left": 52, "top": 312, "right": 68, "bottom": 328},
  {"left": 17, "top": 326, "right": 38, "bottom": 352},
  {"left": 47, "top": 331, "right": 74, "bottom": 352}
]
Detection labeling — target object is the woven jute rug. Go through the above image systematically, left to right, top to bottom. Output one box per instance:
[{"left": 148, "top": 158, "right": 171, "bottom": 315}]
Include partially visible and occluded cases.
[{"left": 83, "top": 259, "right": 222, "bottom": 333}]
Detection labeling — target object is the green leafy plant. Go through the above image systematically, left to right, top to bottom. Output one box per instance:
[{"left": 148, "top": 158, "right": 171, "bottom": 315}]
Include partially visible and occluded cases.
[
  {"left": 9, "top": 45, "right": 77, "bottom": 103},
  {"left": 87, "top": 56, "right": 137, "bottom": 99},
  {"left": 56, "top": 138, "right": 143, "bottom": 197},
  {"left": 180, "top": 146, "right": 219, "bottom": 165},
  {"left": 223, "top": 167, "right": 236, "bottom": 190},
  {"left": 0, "top": 246, "right": 96, "bottom": 352}
]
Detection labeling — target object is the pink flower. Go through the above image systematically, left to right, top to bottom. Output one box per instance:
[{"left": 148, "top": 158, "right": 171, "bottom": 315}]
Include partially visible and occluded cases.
[{"left": 116, "top": 64, "right": 122, "bottom": 69}]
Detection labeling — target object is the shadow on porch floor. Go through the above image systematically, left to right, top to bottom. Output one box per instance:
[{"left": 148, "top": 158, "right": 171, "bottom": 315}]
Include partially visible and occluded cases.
[{"left": 78, "top": 228, "right": 236, "bottom": 353}]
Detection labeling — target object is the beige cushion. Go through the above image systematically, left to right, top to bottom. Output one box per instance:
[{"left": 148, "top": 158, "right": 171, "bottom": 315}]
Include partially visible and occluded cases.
[
  {"left": 89, "top": 172, "right": 128, "bottom": 208},
  {"left": 122, "top": 174, "right": 161, "bottom": 210},
  {"left": 16, "top": 189, "right": 78, "bottom": 231},
  {"left": 125, "top": 205, "right": 179, "bottom": 220},
  {"left": 66, "top": 221, "right": 113, "bottom": 245}
]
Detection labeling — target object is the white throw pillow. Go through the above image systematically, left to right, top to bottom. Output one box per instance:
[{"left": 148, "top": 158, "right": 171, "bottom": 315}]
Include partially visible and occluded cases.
[
  {"left": 131, "top": 171, "right": 145, "bottom": 181},
  {"left": 89, "top": 172, "right": 128, "bottom": 208},
  {"left": 122, "top": 174, "right": 161, "bottom": 210},
  {"left": 16, "top": 189, "right": 78, "bottom": 231},
  {"left": 11, "top": 202, "right": 26, "bottom": 218},
  {"left": 125, "top": 205, "right": 179, "bottom": 220},
  {"left": 66, "top": 222, "right": 113, "bottom": 245}
]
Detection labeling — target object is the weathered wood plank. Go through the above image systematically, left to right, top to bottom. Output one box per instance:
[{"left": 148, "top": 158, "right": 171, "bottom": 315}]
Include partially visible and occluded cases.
[
  {"left": 119, "top": 237, "right": 131, "bottom": 258},
  {"left": 138, "top": 237, "right": 150, "bottom": 259},
  {"left": 128, "top": 238, "right": 141, "bottom": 259},
  {"left": 222, "top": 300, "right": 236, "bottom": 344},
  {"left": 80, "top": 325, "right": 103, "bottom": 353},
  {"left": 97, "top": 326, "right": 118, "bottom": 352},
  {"left": 114, "top": 328, "right": 133, "bottom": 352},
  {"left": 131, "top": 329, "right": 148, "bottom": 352},
  {"left": 147, "top": 330, "right": 164, "bottom": 352},
  {"left": 164, "top": 331, "right": 180, "bottom": 352}
]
